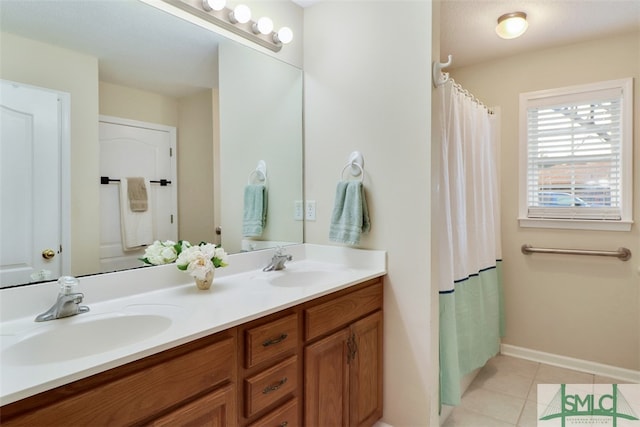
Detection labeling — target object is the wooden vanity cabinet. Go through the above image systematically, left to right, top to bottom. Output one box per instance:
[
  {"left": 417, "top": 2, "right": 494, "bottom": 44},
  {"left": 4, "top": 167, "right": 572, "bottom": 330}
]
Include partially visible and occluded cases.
[
  {"left": 0, "top": 277, "right": 383, "bottom": 427},
  {"left": 303, "top": 280, "right": 384, "bottom": 427}
]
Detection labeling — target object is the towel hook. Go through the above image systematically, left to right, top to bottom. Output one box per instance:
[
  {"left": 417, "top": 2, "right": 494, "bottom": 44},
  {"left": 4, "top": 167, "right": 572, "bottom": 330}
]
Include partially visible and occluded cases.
[
  {"left": 433, "top": 54, "right": 453, "bottom": 87},
  {"left": 340, "top": 151, "right": 364, "bottom": 182},
  {"left": 247, "top": 160, "right": 267, "bottom": 185}
]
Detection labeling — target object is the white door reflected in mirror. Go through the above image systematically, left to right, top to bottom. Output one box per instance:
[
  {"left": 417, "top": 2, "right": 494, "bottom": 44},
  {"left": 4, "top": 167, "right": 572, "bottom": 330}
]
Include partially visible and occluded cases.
[
  {"left": 0, "top": 80, "right": 70, "bottom": 286},
  {"left": 99, "top": 116, "right": 178, "bottom": 273}
]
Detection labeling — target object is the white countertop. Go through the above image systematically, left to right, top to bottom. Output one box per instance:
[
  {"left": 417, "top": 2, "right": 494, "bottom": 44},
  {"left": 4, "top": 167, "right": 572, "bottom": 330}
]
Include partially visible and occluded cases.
[{"left": 0, "top": 244, "right": 386, "bottom": 405}]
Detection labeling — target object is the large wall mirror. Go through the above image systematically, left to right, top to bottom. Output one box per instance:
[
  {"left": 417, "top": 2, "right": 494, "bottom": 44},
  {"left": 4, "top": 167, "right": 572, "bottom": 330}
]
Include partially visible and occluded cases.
[{"left": 0, "top": 0, "right": 303, "bottom": 288}]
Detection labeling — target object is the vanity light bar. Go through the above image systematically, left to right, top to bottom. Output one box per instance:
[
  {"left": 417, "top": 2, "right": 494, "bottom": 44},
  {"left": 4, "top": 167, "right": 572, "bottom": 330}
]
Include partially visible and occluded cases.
[{"left": 160, "top": 0, "right": 290, "bottom": 52}]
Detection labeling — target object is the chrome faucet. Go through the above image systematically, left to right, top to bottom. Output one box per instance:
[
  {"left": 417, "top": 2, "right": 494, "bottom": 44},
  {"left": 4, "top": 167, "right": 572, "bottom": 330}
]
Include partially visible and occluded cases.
[
  {"left": 263, "top": 249, "right": 293, "bottom": 272},
  {"left": 35, "top": 276, "right": 90, "bottom": 322}
]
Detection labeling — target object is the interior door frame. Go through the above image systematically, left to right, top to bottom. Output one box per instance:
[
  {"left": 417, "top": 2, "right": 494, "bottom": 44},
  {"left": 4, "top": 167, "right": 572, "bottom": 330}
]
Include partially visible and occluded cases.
[{"left": 59, "top": 90, "right": 71, "bottom": 277}]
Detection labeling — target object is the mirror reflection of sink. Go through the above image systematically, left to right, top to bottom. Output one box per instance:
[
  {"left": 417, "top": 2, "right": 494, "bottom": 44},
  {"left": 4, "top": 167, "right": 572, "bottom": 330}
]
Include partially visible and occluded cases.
[
  {"left": 266, "top": 270, "right": 336, "bottom": 287},
  {"left": 2, "top": 310, "right": 176, "bottom": 366}
]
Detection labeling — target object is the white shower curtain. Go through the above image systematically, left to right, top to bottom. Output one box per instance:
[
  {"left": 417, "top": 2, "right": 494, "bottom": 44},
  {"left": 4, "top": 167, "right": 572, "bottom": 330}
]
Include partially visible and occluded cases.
[{"left": 436, "top": 78, "right": 504, "bottom": 406}]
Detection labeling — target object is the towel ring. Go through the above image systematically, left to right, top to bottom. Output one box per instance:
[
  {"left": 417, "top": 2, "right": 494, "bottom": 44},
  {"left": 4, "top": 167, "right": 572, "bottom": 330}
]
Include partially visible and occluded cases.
[
  {"left": 340, "top": 151, "right": 364, "bottom": 181},
  {"left": 247, "top": 160, "right": 267, "bottom": 185},
  {"left": 340, "top": 162, "right": 364, "bottom": 181},
  {"left": 247, "top": 169, "right": 266, "bottom": 184}
]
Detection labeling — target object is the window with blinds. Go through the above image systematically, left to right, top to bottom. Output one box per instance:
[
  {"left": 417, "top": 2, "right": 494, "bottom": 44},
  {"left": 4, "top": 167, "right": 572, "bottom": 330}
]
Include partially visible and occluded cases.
[{"left": 519, "top": 78, "right": 633, "bottom": 231}]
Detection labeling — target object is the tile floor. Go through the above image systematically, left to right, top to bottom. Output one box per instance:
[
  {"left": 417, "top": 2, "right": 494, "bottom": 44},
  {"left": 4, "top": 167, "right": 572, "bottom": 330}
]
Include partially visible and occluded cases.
[{"left": 441, "top": 354, "right": 629, "bottom": 427}]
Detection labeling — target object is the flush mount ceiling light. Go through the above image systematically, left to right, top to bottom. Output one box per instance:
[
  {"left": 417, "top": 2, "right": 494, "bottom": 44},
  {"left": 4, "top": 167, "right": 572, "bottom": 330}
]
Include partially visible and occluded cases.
[
  {"left": 161, "top": 0, "right": 293, "bottom": 52},
  {"left": 495, "top": 11, "right": 528, "bottom": 39}
]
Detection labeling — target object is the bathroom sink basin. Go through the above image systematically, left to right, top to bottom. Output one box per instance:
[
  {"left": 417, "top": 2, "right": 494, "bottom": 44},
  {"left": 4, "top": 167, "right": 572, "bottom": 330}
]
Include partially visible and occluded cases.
[
  {"left": 266, "top": 270, "right": 337, "bottom": 287},
  {"left": 2, "top": 311, "right": 175, "bottom": 366}
]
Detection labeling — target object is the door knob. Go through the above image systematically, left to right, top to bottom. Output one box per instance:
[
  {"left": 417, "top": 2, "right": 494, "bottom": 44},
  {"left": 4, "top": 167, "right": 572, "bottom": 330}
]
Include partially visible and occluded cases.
[{"left": 42, "top": 249, "right": 56, "bottom": 260}]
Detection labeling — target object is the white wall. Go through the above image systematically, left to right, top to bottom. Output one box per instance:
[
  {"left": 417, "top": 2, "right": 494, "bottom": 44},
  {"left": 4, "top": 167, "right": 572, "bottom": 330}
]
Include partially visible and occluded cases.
[
  {"left": 303, "top": 2, "right": 436, "bottom": 425},
  {"left": 450, "top": 31, "right": 640, "bottom": 371},
  {"left": 218, "top": 42, "right": 304, "bottom": 254},
  {"left": 99, "top": 81, "right": 179, "bottom": 127},
  {"left": 177, "top": 90, "right": 217, "bottom": 244}
]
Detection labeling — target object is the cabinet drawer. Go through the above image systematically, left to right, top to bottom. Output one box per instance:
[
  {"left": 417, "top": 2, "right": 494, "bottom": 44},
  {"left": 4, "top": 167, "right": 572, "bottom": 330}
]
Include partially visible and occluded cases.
[
  {"left": 305, "top": 281, "right": 382, "bottom": 341},
  {"left": 245, "top": 313, "right": 297, "bottom": 369},
  {"left": 244, "top": 355, "right": 297, "bottom": 418},
  {"left": 247, "top": 397, "right": 298, "bottom": 427}
]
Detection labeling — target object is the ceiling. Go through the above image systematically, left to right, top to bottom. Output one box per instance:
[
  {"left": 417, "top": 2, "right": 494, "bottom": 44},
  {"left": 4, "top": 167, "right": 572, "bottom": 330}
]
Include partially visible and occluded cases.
[
  {"left": 0, "top": 0, "right": 225, "bottom": 98},
  {"left": 2, "top": 0, "right": 638, "bottom": 96},
  {"left": 295, "top": 0, "right": 640, "bottom": 69},
  {"left": 440, "top": 0, "right": 640, "bottom": 69}
]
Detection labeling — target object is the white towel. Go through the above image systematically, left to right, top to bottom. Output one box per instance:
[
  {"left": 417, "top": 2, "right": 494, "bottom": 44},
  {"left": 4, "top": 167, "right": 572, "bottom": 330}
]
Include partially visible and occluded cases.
[{"left": 119, "top": 177, "right": 153, "bottom": 251}]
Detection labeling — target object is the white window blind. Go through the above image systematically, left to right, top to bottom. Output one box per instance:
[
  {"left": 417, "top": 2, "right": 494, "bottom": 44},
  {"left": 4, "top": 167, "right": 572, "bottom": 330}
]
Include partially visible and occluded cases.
[{"left": 519, "top": 78, "right": 633, "bottom": 230}]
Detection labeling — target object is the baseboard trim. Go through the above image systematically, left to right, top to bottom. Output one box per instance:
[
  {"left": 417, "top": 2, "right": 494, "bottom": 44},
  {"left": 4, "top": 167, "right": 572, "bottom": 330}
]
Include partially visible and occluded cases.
[{"left": 500, "top": 343, "right": 640, "bottom": 383}]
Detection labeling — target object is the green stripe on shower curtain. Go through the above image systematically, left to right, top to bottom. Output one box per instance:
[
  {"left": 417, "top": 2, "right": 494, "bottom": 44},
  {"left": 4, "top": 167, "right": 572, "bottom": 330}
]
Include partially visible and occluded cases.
[{"left": 440, "top": 262, "right": 505, "bottom": 406}]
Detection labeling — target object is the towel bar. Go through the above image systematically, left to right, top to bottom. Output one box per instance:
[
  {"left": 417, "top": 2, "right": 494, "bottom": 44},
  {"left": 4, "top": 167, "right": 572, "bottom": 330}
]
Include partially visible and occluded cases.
[
  {"left": 100, "top": 176, "right": 172, "bottom": 186},
  {"left": 521, "top": 244, "right": 631, "bottom": 261}
]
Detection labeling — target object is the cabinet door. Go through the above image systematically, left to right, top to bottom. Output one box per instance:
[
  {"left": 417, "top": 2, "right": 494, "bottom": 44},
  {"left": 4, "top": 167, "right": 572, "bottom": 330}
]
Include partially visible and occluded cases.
[
  {"left": 349, "top": 311, "right": 383, "bottom": 427},
  {"left": 304, "top": 328, "right": 350, "bottom": 427},
  {"left": 151, "top": 384, "right": 236, "bottom": 427}
]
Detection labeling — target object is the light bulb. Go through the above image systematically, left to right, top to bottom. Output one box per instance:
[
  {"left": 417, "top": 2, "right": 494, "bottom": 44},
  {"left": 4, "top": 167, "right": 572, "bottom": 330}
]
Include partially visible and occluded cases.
[
  {"left": 202, "top": 0, "right": 226, "bottom": 11},
  {"left": 229, "top": 4, "right": 251, "bottom": 24},
  {"left": 495, "top": 12, "right": 528, "bottom": 39},
  {"left": 252, "top": 17, "right": 274, "bottom": 35},
  {"left": 273, "top": 27, "right": 293, "bottom": 44}
]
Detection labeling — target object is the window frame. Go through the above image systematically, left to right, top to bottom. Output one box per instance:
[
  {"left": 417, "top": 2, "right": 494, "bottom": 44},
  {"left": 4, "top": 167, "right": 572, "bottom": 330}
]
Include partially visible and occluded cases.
[{"left": 518, "top": 78, "right": 633, "bottom": 231}]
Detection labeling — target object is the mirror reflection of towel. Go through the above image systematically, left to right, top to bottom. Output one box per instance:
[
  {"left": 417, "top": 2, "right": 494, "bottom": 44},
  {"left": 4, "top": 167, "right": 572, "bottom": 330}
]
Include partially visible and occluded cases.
[
  {"left": 127, "top": 177, "right": 148, "bottom": 212},
  {"left": 119, "top": 178, "right": 153, "bottom": 251},
  {"left": 329, "top": 180, "right": 370, "bottom": 245},
  {"left": 243, "top": 184, "right": 267, "bottom": 237}
]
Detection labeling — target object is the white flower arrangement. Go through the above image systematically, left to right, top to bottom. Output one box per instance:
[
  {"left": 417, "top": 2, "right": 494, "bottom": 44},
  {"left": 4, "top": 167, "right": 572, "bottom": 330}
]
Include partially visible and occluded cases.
[
  {"left": 140, "top": 240, "right": 179, "bottom": 265},
  {"left": 141, "top": 240, "right": 228, "bottom": 280},
  {"left": 175, "top": 241, "right": 228, "bottom": 280}
]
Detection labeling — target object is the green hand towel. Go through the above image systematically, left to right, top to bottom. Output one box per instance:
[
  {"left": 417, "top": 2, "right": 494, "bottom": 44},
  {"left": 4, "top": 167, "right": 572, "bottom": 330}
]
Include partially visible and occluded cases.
[
  {"left": 329, "top": 180, "right": 370, "bottom": 245},
  {"left": 243, "top": 184, "right": 267, "bottom": 237}
]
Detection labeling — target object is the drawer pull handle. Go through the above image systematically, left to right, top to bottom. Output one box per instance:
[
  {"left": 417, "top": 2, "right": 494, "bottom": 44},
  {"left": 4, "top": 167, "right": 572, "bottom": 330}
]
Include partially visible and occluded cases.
[
  {"left": 262, "top": 333, "right": 288, "bottom": 347},
  {"left": 263, "top": 377, "right": 288, "bottom": 394},
  {"left": 280, "top": 422, "right": 288, "bottom": 427}
]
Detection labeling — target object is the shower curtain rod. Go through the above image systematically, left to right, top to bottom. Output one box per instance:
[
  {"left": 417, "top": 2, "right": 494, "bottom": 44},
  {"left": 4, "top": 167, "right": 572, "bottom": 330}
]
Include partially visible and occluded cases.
[
  {"left": 433, "top": 54, "right": 493, "bottom": 114},
  {"left": 449, "top": 78, "right": 494, "bottom": 115},
  {"left": 521, "top": 244, "right": 631, "bottom": 261}
]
